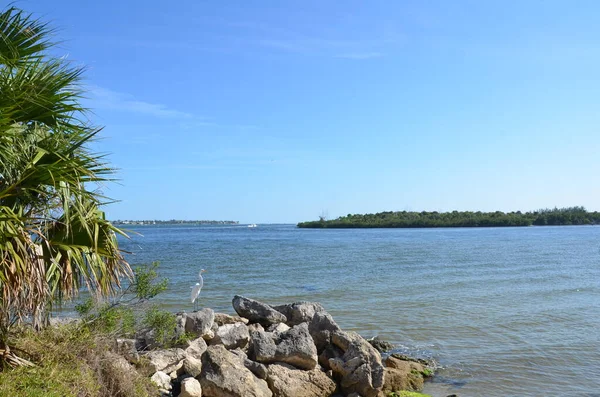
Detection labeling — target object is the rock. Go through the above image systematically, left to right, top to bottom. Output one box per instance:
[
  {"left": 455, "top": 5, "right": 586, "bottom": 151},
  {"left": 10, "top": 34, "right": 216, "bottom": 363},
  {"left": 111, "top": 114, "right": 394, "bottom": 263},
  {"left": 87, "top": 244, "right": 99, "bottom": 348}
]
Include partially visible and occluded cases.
[
  {"left": 232, "top": 295, "right": 287, "bottom": 326},
  {"left": 272, "top": 301, "right": 341, "bottom": 352},
  {"left": 273, "top": 302, "right": 326, "bottom": 326},
  {"left": 185, "top": 308, "right": 215, "bottom": 338},
  {"left": 308, "top": 311, "right": 342, "bottom": 353},
  {"left": 214, "top": 312, "right": 249, "bottom": 326},
  {"left": 175, "top": 313, "right": 187, "bottom": 340},
  {"left": 210, "top": 322, "right": 250, "bottom": 349},
  {"left": 251, "top": 322, "right": 318, "bottom": 370},
  {"left": 266, "top": 322, "right": 290, "bottom": 333},
  {"left": 248, "top": 323, "right": 265, "bottom": 333},
  {"left": 137, "top": 328, "right": 157, "bottom": 350},
  {"left": 203, "top": 329, "right": 215, "bottom": 341},
  {"left": 329, "top": 331, "right": 384, "bottom": 397},
  {"left": 367, "top": 336, "right": 395, "bottom": 353},
  {"left": 183, "top": 337, "right": 208, "bottom": 360},
  {"left": 115, "top": 338, "right": 139, "bottom": 363},
  {"left": 318, "top": 343, "right": 344, "bottom": 370},
  {"left": 200, "top": 345, "right": 272, "bottom": 397},
  {"left": 142, "top": 348, "right": 186, "bottom": 375},
  {"left": 230, "top": 349, "right": 268, "bottom": 380},
  {"left": 388, "top": 353, "right": 433, "bottom": 368},
  {"left": 182, "top": 356, "right": 203, "bottom": 377},
  {"left": 380, "top": 356, "right": 426, "bottom": 394},
  {"left": 266, "top": 363, "right": 337, "bottom": 397},
  {"left": 150, "top": 371, "right": 172, "bottom": 390},
  {"left": 179, "top": 377, "right": 202, "bottom": 397},
  {"left": 159, "top": 388, "right": 170, "bottom": 396}
]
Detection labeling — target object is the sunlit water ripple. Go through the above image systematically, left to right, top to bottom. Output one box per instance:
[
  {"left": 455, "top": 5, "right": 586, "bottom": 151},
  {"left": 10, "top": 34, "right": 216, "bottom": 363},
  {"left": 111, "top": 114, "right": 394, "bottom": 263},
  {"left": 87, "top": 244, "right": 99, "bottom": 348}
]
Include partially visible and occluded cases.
[{"left": 116, "top": 224, "right": 600, "bottom": 396}]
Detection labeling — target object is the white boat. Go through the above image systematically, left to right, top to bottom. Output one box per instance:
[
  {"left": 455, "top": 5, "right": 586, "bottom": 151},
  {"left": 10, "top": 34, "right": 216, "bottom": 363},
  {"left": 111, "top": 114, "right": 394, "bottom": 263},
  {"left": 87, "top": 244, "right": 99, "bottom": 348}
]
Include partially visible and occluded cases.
[{"left": 247, "top": 224, "right": 257, "bottom": 228}]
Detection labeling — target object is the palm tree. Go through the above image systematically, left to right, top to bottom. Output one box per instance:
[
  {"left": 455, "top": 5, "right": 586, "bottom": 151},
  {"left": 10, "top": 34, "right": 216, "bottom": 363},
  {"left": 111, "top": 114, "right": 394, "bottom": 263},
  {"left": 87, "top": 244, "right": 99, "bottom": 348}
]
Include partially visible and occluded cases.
[{"left": 0, "top": 7, "right": 132, "bottom": 364}]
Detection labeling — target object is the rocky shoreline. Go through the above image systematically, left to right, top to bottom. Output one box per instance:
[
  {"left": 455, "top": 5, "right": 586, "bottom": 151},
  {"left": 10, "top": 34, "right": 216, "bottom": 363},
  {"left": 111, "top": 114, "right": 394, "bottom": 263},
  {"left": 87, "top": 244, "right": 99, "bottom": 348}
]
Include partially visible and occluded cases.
[{"left": 115, "top": 295, "right": 438, "bottom": 397}]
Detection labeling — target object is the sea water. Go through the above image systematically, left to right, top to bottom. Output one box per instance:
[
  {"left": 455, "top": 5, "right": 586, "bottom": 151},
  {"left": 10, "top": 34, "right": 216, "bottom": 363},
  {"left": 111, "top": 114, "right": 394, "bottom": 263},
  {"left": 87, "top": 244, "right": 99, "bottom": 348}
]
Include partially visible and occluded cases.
[{"left": 118, "top": 224, "right": 600, "bottom": 396}]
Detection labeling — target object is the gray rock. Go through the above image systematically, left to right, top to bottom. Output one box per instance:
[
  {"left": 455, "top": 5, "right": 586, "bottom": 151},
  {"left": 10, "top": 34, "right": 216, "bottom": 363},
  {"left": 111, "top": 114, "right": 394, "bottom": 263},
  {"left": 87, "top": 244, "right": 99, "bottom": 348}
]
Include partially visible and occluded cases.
[
  {"left": 232, "top": 295, "right": 287, "bottom": 326},
  {"left": 271, "top": 301, "right": 341, "bottom": 352},
  {"left": 273, "top": 302, "right": 326, "bottom": 326},
  {"left": 185, "top": 308, "right": 215, "bottom": 338},
  {"left": 308, "top": 311, "right": 341, "bottom": 353},
  {"left": 214, "top": 312, "right": 249, "bottom": 326},
  {"left": 175, "top": 313, "right": 187, "bottom": 340},
  {"left": 210, "top": 322, "right": 250, "bottom": 350},
  {"left": 251, "top": 322, "right": 318, "bottom": 370},
  {"left": 266, "top": 322, "right": 290, "bottom": 333},
  {"left": 248, "top": 323, "right": 265, "bottom": 333},
  {"left": 203, "top": 329, "right": 215, "bottom": 341},
  {"left": 328, "top": 331, "right": 384, "bottom": 397},
  {"left": 367, "top": 336, "right": 394, "bottom": 353},
  {"left": 183, "top": 337, "right": 208, "bottom": 360},
  {"left": 115, "top": 338, "right": 139, "bottom": 363},
  {"left": 318, "top": 343, "right": 344, "bottom": 370},
  {"left": 200, "top": 345, "right": 272, "bottom": 397},
  {"left": 142, "top": 348, "right": 186, "bottom": 375},
  {"left": 230, "top": 349, "right": 268, "bottom": 380},
  {"left": 182, "top": 356, "right": 203, "bottom": 377},
  {"left": 266, "top": 363, "right": 337, "bottom": 397},
  {"left": 150, "top": 371, "right": 172, "bottom": 390},
  {"left": 180, "top": 377, "right": 202, "bottom": 397}
]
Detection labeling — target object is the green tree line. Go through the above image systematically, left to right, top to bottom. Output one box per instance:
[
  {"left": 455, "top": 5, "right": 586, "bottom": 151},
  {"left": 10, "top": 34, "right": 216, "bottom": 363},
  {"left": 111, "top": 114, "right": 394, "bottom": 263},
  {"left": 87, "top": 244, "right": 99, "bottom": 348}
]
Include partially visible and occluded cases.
[{"left": 297, "top": 206, "right": 600, "bottom": 228}]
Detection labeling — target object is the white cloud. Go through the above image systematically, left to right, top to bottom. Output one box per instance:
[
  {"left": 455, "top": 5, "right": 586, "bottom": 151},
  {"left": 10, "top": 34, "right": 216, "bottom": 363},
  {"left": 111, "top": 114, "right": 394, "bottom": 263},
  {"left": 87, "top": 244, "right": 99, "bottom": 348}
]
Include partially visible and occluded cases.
[{"left": 88, "top": 86, "right": 194, "bottom": 119}]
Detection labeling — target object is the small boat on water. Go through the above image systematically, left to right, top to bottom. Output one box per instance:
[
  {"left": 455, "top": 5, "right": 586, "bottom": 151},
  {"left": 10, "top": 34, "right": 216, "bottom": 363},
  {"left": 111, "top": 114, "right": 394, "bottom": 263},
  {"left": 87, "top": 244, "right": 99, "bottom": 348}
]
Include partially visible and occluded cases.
[{"left": 247, "top": 224, "right": 257, "bottom": 228}]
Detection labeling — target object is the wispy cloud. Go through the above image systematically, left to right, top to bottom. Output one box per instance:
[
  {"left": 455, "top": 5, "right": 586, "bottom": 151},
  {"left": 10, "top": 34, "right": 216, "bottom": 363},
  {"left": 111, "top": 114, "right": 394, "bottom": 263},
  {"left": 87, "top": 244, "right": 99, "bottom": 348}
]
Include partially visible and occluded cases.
[{"left": 88, "top": 86, "right": 194, "bottom": 119}]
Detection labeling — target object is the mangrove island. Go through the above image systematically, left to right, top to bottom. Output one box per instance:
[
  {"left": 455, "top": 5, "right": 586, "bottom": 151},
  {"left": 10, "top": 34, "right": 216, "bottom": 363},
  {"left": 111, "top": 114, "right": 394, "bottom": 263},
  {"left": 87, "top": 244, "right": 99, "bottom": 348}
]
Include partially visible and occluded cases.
[{"left": 298, "top": 206, "right": 600, "bottom": 228}]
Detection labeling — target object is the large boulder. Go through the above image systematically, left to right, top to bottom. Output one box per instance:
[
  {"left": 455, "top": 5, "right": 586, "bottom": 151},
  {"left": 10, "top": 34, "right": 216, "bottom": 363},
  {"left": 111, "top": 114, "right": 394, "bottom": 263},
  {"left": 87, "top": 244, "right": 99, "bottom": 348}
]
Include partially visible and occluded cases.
[
  {"left": 232, "top": 295, "right": 287, "bottom": 326},
  {"left": 271, "top": 301, "right": 341, "bottom": 352},
  {"left": 273, "top": 302, "right": 327, "bottom": 326},
  {"left": 185, "top": 308, "right": 215, "bottom": 338},
  {"left": 308, "top": 311, "right": 341, "bottom": 353},
  {"left": 210, "top": 322, "right": 250, "bottom": 350},
  {"left": 251, "top": 322, "right": 318, "bottom": 370},
  {"left": 328, "top": 331, "right": 385, "bottom": 397},
  {"left": 200, "top": 345, "right": 272, "bottom": 397},
  {"left": 141, "top": 348, "right": 186, "bottom": 375},
  {"left": 380, "top": 355, "right": 427, "bottom": 394},
  {"left": 266, "top": 363, "right": 337, "bottom": 397},
  {"left": 179, "top": 377, "right": 202, "bottom": 397}
]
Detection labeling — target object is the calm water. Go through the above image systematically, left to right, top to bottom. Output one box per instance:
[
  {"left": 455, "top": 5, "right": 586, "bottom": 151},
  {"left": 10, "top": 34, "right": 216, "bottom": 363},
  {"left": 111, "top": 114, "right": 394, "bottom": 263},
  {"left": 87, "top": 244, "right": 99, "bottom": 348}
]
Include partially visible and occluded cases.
[{"left": 119, "top": 224, "right": 600, "bottom": 396}]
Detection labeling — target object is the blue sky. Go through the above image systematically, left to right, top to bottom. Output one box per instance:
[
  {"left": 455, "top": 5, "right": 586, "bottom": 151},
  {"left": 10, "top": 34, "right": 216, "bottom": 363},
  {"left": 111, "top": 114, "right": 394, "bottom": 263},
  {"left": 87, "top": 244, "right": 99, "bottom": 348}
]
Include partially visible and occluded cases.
[{"left": 23, "top": 0, "right": 600, "bottom": 223}]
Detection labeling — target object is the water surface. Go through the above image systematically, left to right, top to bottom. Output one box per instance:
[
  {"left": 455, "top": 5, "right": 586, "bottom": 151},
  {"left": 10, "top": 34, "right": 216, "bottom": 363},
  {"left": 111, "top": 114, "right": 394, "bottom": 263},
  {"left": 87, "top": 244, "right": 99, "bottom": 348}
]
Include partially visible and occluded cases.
[{"left": 119, "top": 224, "right": 600, "bottom": 396}]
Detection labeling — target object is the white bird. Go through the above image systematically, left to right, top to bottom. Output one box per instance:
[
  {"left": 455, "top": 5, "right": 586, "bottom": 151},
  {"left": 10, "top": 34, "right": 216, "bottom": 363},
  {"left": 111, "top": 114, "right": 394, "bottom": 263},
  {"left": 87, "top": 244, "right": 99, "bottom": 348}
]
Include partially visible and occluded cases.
[{"left": 190, "top": 269, "right": 206, "bottom": 311}]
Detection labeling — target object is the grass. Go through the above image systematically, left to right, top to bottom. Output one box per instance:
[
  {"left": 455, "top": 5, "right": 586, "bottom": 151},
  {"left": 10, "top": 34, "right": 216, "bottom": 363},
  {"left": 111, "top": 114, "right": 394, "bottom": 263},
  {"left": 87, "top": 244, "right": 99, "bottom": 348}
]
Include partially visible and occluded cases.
[{"left": 0, "top": 323, "right": 158, "bottom": 397}]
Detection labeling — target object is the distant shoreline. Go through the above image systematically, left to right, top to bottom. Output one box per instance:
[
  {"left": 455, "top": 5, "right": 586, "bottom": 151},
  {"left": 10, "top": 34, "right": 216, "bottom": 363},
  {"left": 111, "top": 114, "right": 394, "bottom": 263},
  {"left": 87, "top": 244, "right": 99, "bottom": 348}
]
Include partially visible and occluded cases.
[
  {"left": 298, "top": 207, "right": 600, "bottom": 228},
  {"left": 112, "top": 220, "right": 239, "bottom": 226}
]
